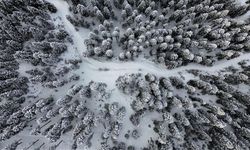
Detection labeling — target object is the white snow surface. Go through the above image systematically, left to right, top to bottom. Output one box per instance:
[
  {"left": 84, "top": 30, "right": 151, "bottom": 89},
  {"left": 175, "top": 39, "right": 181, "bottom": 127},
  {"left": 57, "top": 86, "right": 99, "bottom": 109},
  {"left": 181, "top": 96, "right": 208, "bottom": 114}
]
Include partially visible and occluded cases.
[
  {"left": 5, "top": 0, "right": 250, "bottom": 149},
  {"left": 48, "top": 0, "right": 250, "bottom": 148},
  {"left": 48, "top": 0, "right": 250, "bottom": 88},
  {"left": 236, "top": 0, "right": 248, "bottom": 5}
]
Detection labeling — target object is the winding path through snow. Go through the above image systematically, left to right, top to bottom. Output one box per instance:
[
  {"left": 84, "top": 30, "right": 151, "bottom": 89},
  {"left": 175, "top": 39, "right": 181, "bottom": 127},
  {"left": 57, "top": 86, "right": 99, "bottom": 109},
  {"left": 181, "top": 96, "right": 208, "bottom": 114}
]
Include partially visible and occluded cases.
[
  {"left": 49, "top": 0, "right": 250, "bottom": 87},
  {"left": 16, "top": 1, "right": 249, "bottom": 149}
]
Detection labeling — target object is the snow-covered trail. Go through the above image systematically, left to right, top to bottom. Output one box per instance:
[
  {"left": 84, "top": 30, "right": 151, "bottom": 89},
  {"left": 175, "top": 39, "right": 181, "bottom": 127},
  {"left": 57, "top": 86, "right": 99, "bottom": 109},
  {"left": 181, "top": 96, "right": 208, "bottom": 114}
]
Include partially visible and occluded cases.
[
  {"left": 47, "top": 0, "right": 250, "bottom": 90},
  {"left": 49, "top": 0, "right": 249, "bottom": 78},
  {"left": 49, "top": 0, "right": 86, "bottom": 53},
  {"left": 13, "top": 1, "right": 248, "bottom": 149},
  {"left": 78, "top": 52, "right": 250, "bottom": 88},
  {"left": 83, "top": 52, "right": 250, "bottom": 74}
]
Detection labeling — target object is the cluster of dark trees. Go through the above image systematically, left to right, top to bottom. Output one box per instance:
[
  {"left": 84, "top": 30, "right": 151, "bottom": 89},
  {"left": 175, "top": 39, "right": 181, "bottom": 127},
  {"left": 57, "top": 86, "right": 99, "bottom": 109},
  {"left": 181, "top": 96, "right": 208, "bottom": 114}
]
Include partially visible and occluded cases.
[
  {"left": 0, "top": 0, "right": 71, "bottom": 99},
  {"left": 0, "top": 0, "right": 73, "bottom": 148},
  {"left": 1, "top": 0, "right": 250, "bottom": 149},
  {"left": 66, "top": 0, "right": 250, "bottom": 69},
  {"left": 115, "top": 62, "right": 250, "bottom": 150},
  {"left": 26, "top": 65, "right": 80, "bottom": 89},
  {"left": 0, "top": 80, "right": 112, "bottom": 149}
]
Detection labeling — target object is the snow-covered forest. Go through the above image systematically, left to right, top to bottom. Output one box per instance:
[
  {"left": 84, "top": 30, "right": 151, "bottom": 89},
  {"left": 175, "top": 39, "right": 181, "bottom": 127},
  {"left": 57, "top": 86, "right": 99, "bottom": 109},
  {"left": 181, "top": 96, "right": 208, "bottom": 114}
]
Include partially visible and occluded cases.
[{"left": 1, "top": 0, "right": 250, "bottom": 149}]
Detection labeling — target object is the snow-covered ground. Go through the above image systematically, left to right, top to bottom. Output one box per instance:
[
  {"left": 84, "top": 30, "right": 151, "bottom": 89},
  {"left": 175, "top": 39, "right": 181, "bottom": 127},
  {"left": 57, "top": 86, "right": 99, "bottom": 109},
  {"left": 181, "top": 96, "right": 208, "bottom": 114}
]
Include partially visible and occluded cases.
[
  {"left": 4, "top": 0, "right": 250, "bottom": 149},
  {"left": 44, "top": 0, "right": 250, "bottom": 149},
  {"left": 48, "top": 0, "right": 250, "bottom": 88},
  {"left": 236, "top": 0, "right": 248, "bottom": 5}
]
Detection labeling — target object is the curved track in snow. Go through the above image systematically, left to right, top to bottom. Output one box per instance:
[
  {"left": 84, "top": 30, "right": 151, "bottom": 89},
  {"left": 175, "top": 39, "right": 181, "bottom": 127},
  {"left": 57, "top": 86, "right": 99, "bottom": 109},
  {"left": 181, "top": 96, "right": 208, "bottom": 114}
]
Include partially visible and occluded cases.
[
  {"left": 49, "top": 0, "right": 250, "bottom": 86},
  {"left": 7, "top": 1, "right": 248, "bottom": 149}
]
